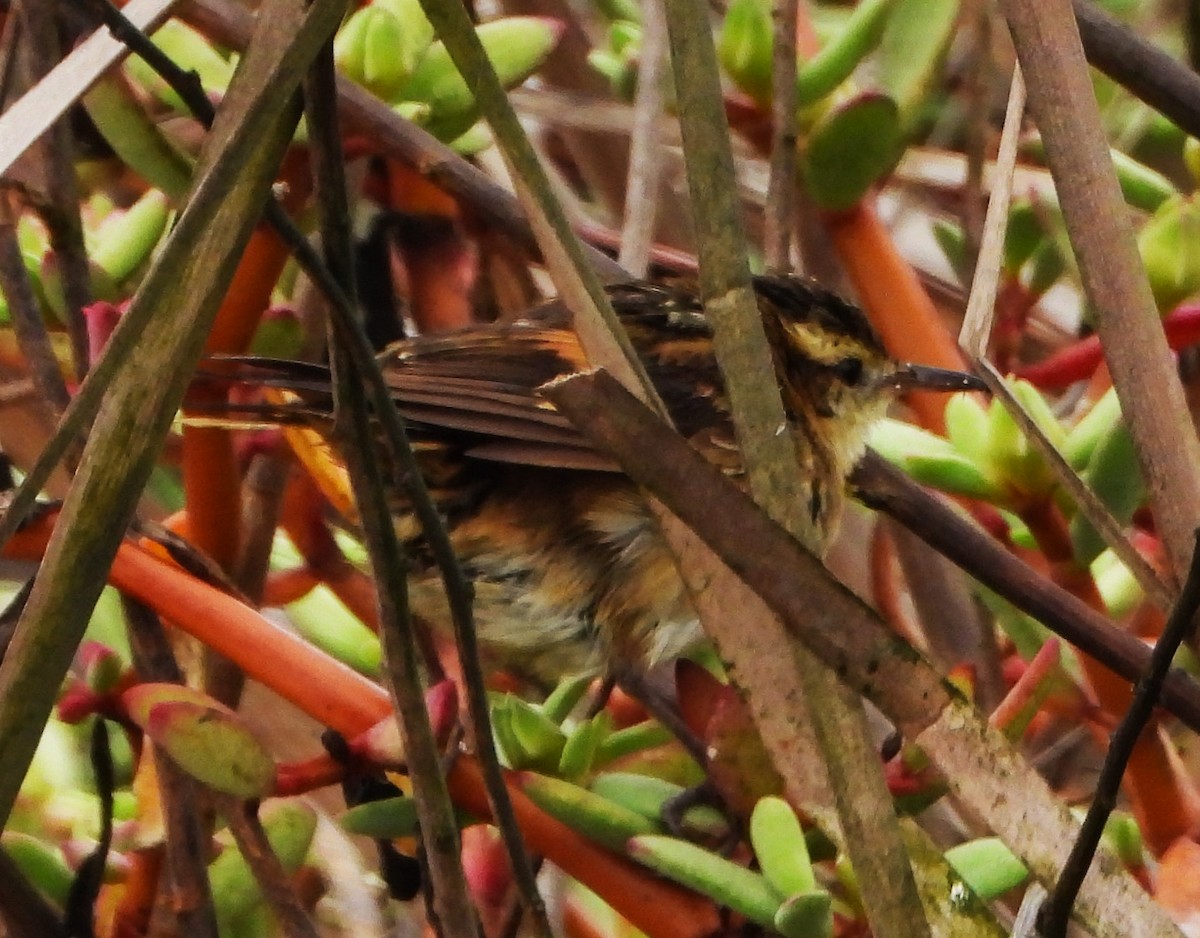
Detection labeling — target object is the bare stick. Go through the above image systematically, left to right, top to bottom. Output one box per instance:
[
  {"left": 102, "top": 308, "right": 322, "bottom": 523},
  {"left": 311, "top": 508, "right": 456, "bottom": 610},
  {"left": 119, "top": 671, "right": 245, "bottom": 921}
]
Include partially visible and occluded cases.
[{"left": 1000, "top": 0, "right": 1200, "bottom": 592}]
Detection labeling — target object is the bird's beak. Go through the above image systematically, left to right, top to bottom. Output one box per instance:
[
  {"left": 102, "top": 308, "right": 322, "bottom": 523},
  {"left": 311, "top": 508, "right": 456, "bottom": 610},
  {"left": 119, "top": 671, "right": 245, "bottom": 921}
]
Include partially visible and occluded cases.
[{"left": 885, "top": 364, "right": 988, "bottom": 393}]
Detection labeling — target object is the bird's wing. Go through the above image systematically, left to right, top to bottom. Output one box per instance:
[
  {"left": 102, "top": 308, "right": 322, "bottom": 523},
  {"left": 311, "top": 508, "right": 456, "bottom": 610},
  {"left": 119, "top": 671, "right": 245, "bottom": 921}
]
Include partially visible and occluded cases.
[
  {"left": 207, "top": 323, "right": 621, "bottom": 472},
  {"left": 375, "top": 323, "right": 619, "bottom": 470}
]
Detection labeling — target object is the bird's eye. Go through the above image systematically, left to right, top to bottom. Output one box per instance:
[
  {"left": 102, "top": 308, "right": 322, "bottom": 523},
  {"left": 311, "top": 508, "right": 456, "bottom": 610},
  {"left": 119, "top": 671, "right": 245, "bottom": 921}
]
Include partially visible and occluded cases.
[{"left": 833, "top": 357, "right": 864, "bottom": 386}]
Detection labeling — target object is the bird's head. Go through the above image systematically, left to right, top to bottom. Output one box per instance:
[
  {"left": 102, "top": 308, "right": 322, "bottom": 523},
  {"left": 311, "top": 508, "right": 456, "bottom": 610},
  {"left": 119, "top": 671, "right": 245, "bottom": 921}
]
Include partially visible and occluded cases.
[{"left": 755, "top": 274, "right": 982, "bottom": 469}]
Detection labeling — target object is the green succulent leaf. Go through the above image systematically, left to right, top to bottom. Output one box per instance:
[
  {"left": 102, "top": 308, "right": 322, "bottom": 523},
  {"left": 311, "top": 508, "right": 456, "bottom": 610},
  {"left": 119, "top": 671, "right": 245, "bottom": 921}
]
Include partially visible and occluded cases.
[
  {"left": 375, "top": 0, "right": 437, "bottom": 75},
  {"left": 718, "top": 0, "right": 773, "bottom": 106},
  {"left": 796, "top": 0, "right": 893, "bottom": 107},
  {"left": 874, "top": 0, "right": 958, "bottom": 130},
  {"left": 399, "top": 17, "right": 562, "bottom": 140},
  {"left": 125, "top": 21, "right": 235, "bottom": 110},
  {"left": 83, "top": 77, "right": 193, "bottom": 199},
  {"left": 801, "top": 92, "right": 903, "bottom": 211},
  {"left": 1111, "top": 147, "right": 1176, "bottom": 213},
  {"left": 88, "top": 190, "right": 171, "bottom": 286},
  {"left": 1138, "top": 194, "right": 1200, "bottom": 313},
  {"left": 1003, "top": 201, "right": 1046, "bottom": 275},
  {"left": 932, "top": 219, "right": 967, "bottom": 279},
  {"left": 1024, "top": 239, "right": 1066, "bottom": 298},
  {"left": 985, "top": 384, "right": 1060, "bottom": 498},
  {"left": 1063, "top": 388, "right": 1121, "bottom": 468},
  {"left": 943, "top": 393, "right": 991, "bottom": 463},
  {"left": 868, "top": 419, "right": 1001, "bottom": 501},
  {"left": 1069, "top": 421, "right": 1143, "bottom": 565},
  {"left": 1092, "top": 548, "right": 1145, "bottom": 619},
  {"left": 286, "top": 585, "right": 381, "bottom": 676},
  {"left": 541, "top": 674, "right": 593, "bottom": 724},
  {"left": 122, "top": 684, "right": 274, "bottom": 798},
  {"left": 492, "top": 694, "right": 567, "bottom": 772},
  {"left": 557, "top": 716, "right": 604, "bottom": 780},
  {"left": 593, "top": 719, "right": 674, "bottom": 766},
  {"left": 520, "top": 772, "right": 658, "bottom": 851},
  {"left": 590, "top": 772, "right": 681, "bottom": 822},
  {"left": 341, "top": 796, "right": 419, "bottom": 838},
  {"left": 750, "top": 796, "right": 817, "bottom": 897},
  {"left": 210, "top": 802, "right": 317, "bottom": 934},
  {"left": 1104, "top": 811, "right": 1145, "bottom": 868},
  {"left": 2, "top": 832, "right": 73, "bottom": 906},
  {"left": 628, "top": 834, "right": 782, "bottom": 927},
  {"left": 943, "top": 837, "right": 1028, "bottom": 899},
  {"left": 774, "top": 891, "right": 835, "bottom": 938}
]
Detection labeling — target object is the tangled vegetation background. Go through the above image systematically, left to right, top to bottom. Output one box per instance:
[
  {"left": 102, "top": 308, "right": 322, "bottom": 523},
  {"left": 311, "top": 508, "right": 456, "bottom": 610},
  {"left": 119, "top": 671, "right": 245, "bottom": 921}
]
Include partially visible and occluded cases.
[{"left": 1, "top": 0, "right": 1200, "bottom": 935}]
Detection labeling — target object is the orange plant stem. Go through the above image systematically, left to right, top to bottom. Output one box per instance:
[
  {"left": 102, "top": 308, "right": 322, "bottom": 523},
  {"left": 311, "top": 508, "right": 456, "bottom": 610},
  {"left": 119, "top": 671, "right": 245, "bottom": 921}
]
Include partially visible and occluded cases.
[
  {"left": 182, "top": 150, "right": 312, "bottom": 571},
  {"left": 385, "top": 160, "right": 476, "bottom": 333},
  {"left": 824, "top": 202, "right": 967, "bottom": 434},
  {"left": 181, "top": 418, "right": 242, "bottom": 571},
  {"left": 279, "top": 471, "right": 381, "bottom": 630},
  {"left": 107, "top": 845, "right": 163, "bottom": 938}
]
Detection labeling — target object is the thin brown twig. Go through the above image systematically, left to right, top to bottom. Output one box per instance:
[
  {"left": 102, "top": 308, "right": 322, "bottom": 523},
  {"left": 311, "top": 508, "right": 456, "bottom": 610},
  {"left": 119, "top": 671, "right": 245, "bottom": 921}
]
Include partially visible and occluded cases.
[
  {"left": 15, "top": 0, "right": 91, "bottom": 377},
  {"left": 616, "top": 0, "right": 667, "bottom": 277},
  {"left": 763, "top": 0, "right": 798, "bottom": 273},
  {"left": 957, "top": 0, "right": 992, "bottom": 281},
  {"left": 1000, "top": 0, "right": 1200, "bottom": 595},
  {"left": 659, "top": 2, "right": 929, "bottom": 934},
  {"left": 304, "top": 40, "right": 480, "bottom": 938},
  {"left": 958, "top": 66, "right": 1024, "bottom": 358},
  {"left": 0, "top": 206, "right": 70, "bottom": 415},
  {"left": 974, "top": 360, "right": 1173, "bottom": 609},
  {"left": 850, "top": 451, "right": 1200, "bottom": 733},
  {"left": 1039, "top": 532, "right": 1200, "bottom": 937},
  {"left": 123, "top": 597, "right": 220, "bottom": 938},
  {"left": 223, "top": 800, "right": 321, "bottom": 938}
]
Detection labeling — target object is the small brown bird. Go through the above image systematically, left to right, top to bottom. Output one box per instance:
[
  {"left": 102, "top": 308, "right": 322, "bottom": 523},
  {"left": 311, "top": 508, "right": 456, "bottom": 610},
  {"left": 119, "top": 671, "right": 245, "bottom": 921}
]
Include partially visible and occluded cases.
[{"left": 249, "top": 275, "right": 978, "bottom": 684}]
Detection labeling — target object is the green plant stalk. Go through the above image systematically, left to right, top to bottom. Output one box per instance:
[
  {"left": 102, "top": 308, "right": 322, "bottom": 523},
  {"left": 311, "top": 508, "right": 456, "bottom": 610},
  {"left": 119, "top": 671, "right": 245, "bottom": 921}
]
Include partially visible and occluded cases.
[
  {"left": 0, "top": 0, "right": 346, "bottom": 828},
  {"left": 660, "top": 2, "right": 930, "bottom": 936},
  {"left": 83, "top": 74, "right": 193, "bottom": 199}
]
